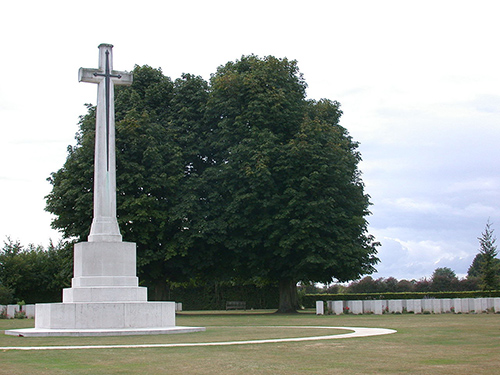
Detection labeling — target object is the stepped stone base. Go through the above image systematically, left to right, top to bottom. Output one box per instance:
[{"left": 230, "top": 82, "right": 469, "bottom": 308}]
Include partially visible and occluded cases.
[
  {"left": 4, "top": 241, "right": 205, "bottom": 337},
  {"left": 34, "top": 301, "right": 176, "bottom": 329}
]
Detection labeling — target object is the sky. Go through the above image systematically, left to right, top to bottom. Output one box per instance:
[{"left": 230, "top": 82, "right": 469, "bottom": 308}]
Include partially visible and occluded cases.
[{"left": 1, "top": 0, "right": 499, "bottom": 281}]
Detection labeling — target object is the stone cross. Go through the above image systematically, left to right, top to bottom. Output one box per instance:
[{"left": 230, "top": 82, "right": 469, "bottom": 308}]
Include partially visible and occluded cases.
[{"left": 79, "top": 44, "right": 133, "bottom": 242}]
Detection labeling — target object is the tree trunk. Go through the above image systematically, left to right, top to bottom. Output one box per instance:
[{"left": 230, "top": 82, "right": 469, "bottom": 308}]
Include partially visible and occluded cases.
[{"left": 277, "top": 279, "right": 299, "bottom": 313}]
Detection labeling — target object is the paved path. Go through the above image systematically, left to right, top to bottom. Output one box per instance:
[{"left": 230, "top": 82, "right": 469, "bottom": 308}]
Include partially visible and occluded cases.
[{"left": 1, "top": 326, "right": 396, "bottom": 351}]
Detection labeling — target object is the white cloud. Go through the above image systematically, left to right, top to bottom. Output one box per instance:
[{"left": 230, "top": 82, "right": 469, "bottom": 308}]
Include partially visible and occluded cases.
[
  {"left": 1, "top": 0, "right": 500, "bottom": 283},
  {"left": 372, "top": 233, "right": 476, "bottom": 280}
]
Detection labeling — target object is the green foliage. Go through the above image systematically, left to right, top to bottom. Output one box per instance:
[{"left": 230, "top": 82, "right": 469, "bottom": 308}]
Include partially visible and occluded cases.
[
  {"left": 46, "top": 56, "right": 379, "bottom": 310},
  {"left": 180, "top": 56, "right": 378, "bottom": 312},
  {"left": 475, "top": 220, "right": 500, "bottom": 291},
  {"left": 0, "top": 239, "right": 73, "bottom": 303},
  {"left": 431, "top": 267, "right": 459, "bottom": 292},
  {"left": 343, "top": 272, "right": 478, "bottom": 294},
  {"left": 167, "top": 283, "right": 279, "bottom": 310},
  {"left": 0, "top": 284, "right": 13, "bottom": 305},
  {"left": 13, "top": 310, "right": 26, "bottom": 319}
]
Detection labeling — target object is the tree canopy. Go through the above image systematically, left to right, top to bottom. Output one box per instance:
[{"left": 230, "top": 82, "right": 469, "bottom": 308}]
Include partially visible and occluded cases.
[
  {"left": 46, "top": 56, "right": 379, "bottom": 312},
  {"left": 0, "top": 239, "right": 73, "bottom": 304}
]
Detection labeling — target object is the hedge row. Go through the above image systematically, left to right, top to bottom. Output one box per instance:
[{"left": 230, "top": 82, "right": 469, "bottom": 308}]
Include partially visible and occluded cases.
[
  {"left": 165, "top": 284, "right": 279, "bottom": 311},
  {"left": 303, "top": 291, "right": 500, "bottom": 308}
]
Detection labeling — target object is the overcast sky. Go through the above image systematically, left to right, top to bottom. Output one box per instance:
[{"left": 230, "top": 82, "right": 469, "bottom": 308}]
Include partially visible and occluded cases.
[{"left": 1, "top": 0, "right": 499, "bottom": 281}]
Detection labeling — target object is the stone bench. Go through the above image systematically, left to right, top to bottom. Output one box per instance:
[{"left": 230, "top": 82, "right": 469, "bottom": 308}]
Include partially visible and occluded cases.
[{"left": 226, "top": 301, "right": 246, "bottom": 310}]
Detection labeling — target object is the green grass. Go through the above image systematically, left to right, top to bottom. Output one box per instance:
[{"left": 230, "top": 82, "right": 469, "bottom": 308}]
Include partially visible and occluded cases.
[{"left": 1, "top": 311, "right": 499, "bottom": 374}]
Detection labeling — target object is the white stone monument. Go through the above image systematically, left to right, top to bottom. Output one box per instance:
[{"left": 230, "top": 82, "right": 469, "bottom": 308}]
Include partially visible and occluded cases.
[{"left": 6, "top": 44, "right": 204, "bottom": 337}]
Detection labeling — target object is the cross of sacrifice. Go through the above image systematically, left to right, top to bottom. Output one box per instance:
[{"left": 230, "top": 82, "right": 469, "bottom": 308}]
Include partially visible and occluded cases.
[{"left": 79, "top": 44, "right": 133, "bottom": 242}]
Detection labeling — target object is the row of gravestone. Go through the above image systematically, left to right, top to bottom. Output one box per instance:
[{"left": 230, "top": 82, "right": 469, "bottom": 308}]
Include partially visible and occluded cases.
[
  {"left": 316, "top": 298, "right": 500, "bottom": 315},
  {"left": 1, "top": 303, "right": 183, "bottom": 319},
  {"left": 0, "top": 304, "right": 36, "bottom": 318}
]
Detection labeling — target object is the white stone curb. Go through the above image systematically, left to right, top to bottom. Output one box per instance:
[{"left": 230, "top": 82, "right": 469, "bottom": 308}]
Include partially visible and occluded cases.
[{"left": 0, "top": 326, "right": 396, "bottom": 351}]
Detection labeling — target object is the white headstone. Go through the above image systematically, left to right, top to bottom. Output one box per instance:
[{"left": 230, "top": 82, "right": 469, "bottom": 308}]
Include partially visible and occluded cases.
[
  {"left": 452, "top": 298, "right": 462, "bottom": 313},
  {"left": 473, "top": 298, "right": 483, "bottom": 313},
  {"left": 481, "top": 298, "right": 492, "bottom": 312},
  {"left": 494, "top": 298, "right": 500, "bottom": 313},
  {"left": 412, "top": 299, "right": 422, "bottom": 314},
  {"left": 422, "top": 299, "right": 433, "bottom": 313},
  {"left": 432, "top": 299, "right": 442, "bottom": 314},
  {"left": 441, "top": 299, "right": 451, "bottom": 313},
  {"left": 316, "top": 300, "right": 324, "bottom": 315},
  {"left": 327, "top": 300, "right": 343, "bottom": 315},
  {"left": 349, "top": 300, "right": 363, "bottom": 315},
  {"left": 363, "top": 300, "right": 373, "bottom": 314},
  {"left": 374, "top": 300, "right": 383, "bottom": 315},
  {"left": 388, "top": 300, "right": 403, "bottom": 314},
  {"left": 7, "top": 304, "right": 19, "bottom": 318},
  {"left": 24, "top": 304, "right": 35, "bottom": 318}
]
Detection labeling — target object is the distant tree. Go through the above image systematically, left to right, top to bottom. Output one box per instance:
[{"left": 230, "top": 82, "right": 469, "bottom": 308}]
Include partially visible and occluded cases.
[
  {"left": 475, "top": 220, "right": 500, "bottom": 291},
  {"left": 0, "top": 239, "right": 73, "bottom": 303},
  {"left": 467, "top": 253, "right": 500, "bottom": 280},
  {"left": 431, "top": 267, "right": 459, "bottom": 291},
  {"left": 347, "top": 276, "right": 383, "bottom": 293},
  {"left": 383, "top": 277, "right": 399, "bottom": 292},
  {"left": 456, "top": 277, "right": 479, "bottom": 291},
  {"left": 414, "top": 278, "right": 432, "bottom": 292},
  {"left": 395, "top": 279, "right": 415, "bottom": 292},
  {"left": 297, "top": 282, "right": 321, "bottom": 294},
  {"left": 322, "top": 283, "right": 341, "bottom": 294},
  {"left": 0, "top": 284, "right": 13, "bottom": 305}
]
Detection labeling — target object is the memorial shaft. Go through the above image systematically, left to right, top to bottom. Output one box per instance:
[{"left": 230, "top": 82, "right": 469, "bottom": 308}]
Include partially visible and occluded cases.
[{"left": 78, "top": 44, "right": 133, "bottom": 242}]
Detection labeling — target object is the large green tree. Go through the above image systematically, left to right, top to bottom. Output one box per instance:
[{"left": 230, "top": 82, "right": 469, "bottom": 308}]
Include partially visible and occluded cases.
[
  {"left": 177, "top": 56, "right": 379, "bottom": 312},
  {"left": 46, "top": 57, "right": 379, "bottom": 311}
]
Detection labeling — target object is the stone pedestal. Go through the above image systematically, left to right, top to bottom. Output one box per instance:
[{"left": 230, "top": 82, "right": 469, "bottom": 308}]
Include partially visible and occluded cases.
[
  {"left": 6, "top": 241, "right": 204, "bottom": 337},
  {"left": 63, "top": 242, "right": 147, "bottom": 303}
]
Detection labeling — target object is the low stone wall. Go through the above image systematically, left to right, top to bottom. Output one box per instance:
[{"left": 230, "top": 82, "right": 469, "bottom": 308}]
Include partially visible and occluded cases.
[{"left": 315, "top": 298, "right": 500, "bottom": 315}]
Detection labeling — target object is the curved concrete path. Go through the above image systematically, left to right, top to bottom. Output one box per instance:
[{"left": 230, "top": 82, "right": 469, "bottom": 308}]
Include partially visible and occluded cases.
[{"left": 1, "top": 326, "right": 396, "bottom": 351}]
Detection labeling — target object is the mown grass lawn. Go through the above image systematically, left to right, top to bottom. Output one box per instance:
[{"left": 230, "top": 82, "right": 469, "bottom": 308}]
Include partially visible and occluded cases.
[{"left": 1, "top": 311, "right": 499, "bottom": 374}]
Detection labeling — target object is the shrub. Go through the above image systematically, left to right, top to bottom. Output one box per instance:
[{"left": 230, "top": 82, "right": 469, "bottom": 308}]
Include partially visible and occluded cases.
[{"left": 14, "top": 310, "right": 26, "bottom": 319}]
